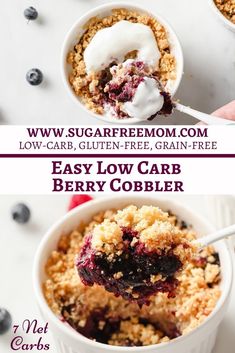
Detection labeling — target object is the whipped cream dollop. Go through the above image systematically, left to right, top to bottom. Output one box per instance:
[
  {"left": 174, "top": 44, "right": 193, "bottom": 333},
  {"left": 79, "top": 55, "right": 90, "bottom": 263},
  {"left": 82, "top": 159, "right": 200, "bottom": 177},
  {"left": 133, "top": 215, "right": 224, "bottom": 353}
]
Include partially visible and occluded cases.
[
  {"left": 84, "top": 20, "right": 160, "bottom": 74},
  {"left": 121, "top": 77, "right": 164, "bottom": 120}
]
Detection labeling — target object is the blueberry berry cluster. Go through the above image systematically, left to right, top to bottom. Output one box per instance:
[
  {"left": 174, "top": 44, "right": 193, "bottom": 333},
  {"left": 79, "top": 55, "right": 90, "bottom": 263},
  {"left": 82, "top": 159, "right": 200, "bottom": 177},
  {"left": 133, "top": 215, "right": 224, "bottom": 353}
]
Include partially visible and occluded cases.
[
  {"left": 23, "top": 7, "right": 43, "bottom": 86},
  {"left": 24, "top": 7, "right": 38, "bottom": 21},
  {"left": 26, "top": 69, "right": 43, "bottom": 86},
  {"left": 2, "top": 203, "right": 31, "bottom": 330},
  {"left": 11, "top": 203, "right": 31, "bottom": 224},
  {"left": 0, "top": 308, "right": 12, "bottom": 335}
]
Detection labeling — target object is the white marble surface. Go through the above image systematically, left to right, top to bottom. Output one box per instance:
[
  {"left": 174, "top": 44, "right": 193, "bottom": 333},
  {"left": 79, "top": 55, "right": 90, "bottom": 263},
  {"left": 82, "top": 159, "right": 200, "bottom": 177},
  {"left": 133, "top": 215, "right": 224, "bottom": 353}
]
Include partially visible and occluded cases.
[
  {"left": 0, "top": 0, "right": 234, "bottom": 125},
  {"left": 0, "top": 195, "right": 234, "bottom": 352}
]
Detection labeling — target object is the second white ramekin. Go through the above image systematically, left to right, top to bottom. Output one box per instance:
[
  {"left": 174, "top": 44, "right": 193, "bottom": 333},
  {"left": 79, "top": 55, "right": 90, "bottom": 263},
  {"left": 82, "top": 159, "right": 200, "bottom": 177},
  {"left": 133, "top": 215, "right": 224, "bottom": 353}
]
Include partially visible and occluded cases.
[
  {"left": 208, "top": 0, "right": 235, "bottom": 32},
  {"left": 61, "top": 2, "right": 184, "bottom": 124},
  {"left": 33, "top": 196, "right": 233, "bottom": 353}
]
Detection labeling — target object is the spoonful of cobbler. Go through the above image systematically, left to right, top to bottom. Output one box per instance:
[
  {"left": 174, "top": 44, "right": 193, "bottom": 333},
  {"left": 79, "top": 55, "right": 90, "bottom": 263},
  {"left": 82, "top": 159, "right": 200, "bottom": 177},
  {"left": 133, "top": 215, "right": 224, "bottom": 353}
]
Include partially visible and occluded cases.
[
  {"left": 102, "top": 60, "right": 233, "bottom": 124},
  {"left": 76, "top": 205, "right": 197, "bottom": 306}
]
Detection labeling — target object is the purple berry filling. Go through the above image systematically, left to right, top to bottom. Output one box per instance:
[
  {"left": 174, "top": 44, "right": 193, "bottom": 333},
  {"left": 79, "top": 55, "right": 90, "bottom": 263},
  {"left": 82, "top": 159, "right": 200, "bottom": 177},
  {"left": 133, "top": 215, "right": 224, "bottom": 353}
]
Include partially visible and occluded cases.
[
  {"left": 98, "top": 61, "right": 174, "bottom": 119},
  {"left": 107, "top": 76, "right": 144, "bottom": 103},
  {"left": 146, "top": 91, "right": 174, "bottom": 121},
  {"left": 76, "top": 227, "right": 182, "bottom": 306},
  {"left": 61, "top": 305, "right": 181, "bottom": 345},
  {"left": 62, "top": 306, "right": 120, "bottom": 344}
]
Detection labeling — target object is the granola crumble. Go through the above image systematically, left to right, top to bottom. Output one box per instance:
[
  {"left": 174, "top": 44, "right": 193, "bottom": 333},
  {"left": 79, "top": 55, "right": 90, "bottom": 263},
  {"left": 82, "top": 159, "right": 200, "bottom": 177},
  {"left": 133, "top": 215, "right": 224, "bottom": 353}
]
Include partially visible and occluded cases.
[
  {"left": 214, "top": 0, "right": 235, "bottom": 23},
  {"left": 67, "top": 9, "right": 176, "bottom": 118},
  {"left": 91, "top": 205, "right": 196, "bottom": 262},
  {"left": 43, "top": 206, "right": 221, "bottom": 346}
]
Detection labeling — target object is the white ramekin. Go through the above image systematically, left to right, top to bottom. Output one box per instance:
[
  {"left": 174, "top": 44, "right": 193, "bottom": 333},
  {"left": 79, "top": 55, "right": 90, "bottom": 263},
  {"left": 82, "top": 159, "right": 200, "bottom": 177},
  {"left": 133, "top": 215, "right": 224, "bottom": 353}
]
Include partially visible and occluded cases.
[
  {"left": 208, "top": 0, "right": 235, "bottom": 32},
  {"left": 61, "top": 2, "right": 184, "bottom": 124},
  {"left": 33, "top": 195, "right": 233, "bottom": 353}
]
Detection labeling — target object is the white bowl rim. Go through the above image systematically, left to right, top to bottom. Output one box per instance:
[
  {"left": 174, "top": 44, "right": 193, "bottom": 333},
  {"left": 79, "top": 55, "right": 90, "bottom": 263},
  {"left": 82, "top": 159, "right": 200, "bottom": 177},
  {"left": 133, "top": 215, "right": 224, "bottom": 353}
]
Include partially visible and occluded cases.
[
  {"left": 208, "top": 0, "right": 235, "bottom": 31},
  {"left": 61, "top": 1, "right": 184, "bottom": 125},
  {"left": 33, "top": 195, "right": 233, "bottom": 352}
]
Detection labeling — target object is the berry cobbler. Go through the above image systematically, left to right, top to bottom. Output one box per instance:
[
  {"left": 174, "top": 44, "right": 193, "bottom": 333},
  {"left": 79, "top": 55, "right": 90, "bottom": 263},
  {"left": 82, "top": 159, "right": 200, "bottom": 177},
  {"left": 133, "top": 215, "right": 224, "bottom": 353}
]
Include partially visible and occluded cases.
[
  {"left": 214, "top": 0, "right": 235, "bottom": 24},
  {"left": 67, "top": 9, "right": 176, "bottom": 120},
  {"left": 43, "top": 205, "right": 221, "bottom": 347},
  {"left": 76, "top": 206, "right": 196, "bottom": 305}
]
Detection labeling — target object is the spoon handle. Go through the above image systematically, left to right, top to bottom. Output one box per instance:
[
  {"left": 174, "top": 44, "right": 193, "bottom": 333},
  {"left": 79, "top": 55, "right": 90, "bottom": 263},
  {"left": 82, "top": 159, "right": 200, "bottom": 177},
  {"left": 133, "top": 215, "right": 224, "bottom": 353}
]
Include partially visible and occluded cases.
[
  {"left": 175, "top": 102, "right": 234, "bottom": 125},
  {"left": 195, "top": 224, "right": 235, "bottom": 247}
]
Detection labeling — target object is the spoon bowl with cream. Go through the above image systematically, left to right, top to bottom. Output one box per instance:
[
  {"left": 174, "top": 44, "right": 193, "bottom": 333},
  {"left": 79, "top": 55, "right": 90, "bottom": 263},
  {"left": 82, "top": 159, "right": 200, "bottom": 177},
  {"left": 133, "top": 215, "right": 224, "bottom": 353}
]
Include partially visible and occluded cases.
[{"left": 61, "top": 2, "right": 183, "bottom": 124}]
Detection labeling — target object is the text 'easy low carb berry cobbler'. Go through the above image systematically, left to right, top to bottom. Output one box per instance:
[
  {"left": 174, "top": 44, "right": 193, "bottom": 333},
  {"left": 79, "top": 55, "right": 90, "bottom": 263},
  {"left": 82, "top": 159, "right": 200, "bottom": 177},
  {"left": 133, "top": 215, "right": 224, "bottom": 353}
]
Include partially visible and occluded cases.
[
  {"left": 67, "top": 9, "right": 176, "bottom": 120},
  {"left": 43, "top": 205, "right": 221, "bottom": 347}
]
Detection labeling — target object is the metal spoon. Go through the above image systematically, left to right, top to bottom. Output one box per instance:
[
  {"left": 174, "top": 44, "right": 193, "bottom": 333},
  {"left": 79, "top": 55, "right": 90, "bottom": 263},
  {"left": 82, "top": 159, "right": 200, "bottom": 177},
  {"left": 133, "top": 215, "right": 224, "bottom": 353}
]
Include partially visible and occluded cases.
[
  {"left": 175, "top": 103, "right": 235, "bottom": 125},
  {"left": 194, "top": 224, "right": 235, "bottom": 247}
]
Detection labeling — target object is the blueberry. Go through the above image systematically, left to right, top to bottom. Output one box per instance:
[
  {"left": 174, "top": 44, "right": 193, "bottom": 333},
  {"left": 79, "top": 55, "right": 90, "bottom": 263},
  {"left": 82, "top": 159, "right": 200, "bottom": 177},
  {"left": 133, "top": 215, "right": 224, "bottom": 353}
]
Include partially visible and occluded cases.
[
  {"left": 24, "top": 7, "right": 38, "bottom": 21},
  {"left": 26, "top": 69, "right": 43, "bottom": 86},
  {"left": 11, "top": 203, "right": 31, "bottom": 224},
  {"left": 0, "top": 308, "right": 12, "bottom": 335}
]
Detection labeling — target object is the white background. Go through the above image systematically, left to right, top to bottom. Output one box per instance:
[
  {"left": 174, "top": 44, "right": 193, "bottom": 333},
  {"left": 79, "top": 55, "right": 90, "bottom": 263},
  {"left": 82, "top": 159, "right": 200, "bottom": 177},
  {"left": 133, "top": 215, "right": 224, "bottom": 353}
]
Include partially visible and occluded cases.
[
  {"left": 0, "top": 0, "right": 234, "bottom": 125},
  {"left": 0, "top": 195, "right": 235, "bottom": 352}
]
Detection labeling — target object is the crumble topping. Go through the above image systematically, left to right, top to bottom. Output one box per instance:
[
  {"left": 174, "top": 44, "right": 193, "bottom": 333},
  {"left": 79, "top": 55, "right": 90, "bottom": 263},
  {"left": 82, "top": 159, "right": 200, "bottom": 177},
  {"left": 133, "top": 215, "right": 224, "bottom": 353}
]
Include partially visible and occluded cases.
[
  {"left": 214, "top": 0, "right": 235, "bottom": 23},
  {"left": 67, "top": 8, "right": 176, "bottom": 117},
  {"left": 91, "top": 205, "right": 196, "bottom": 263},
  {"left": 43, "top": 206, "right": 221, "bottom": 346},
  {"left": 92, "top": 219, "right": 123, "bottom": 253},
  {"left": 109, "top": 319, "right": 170, "bottom": 346}
]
